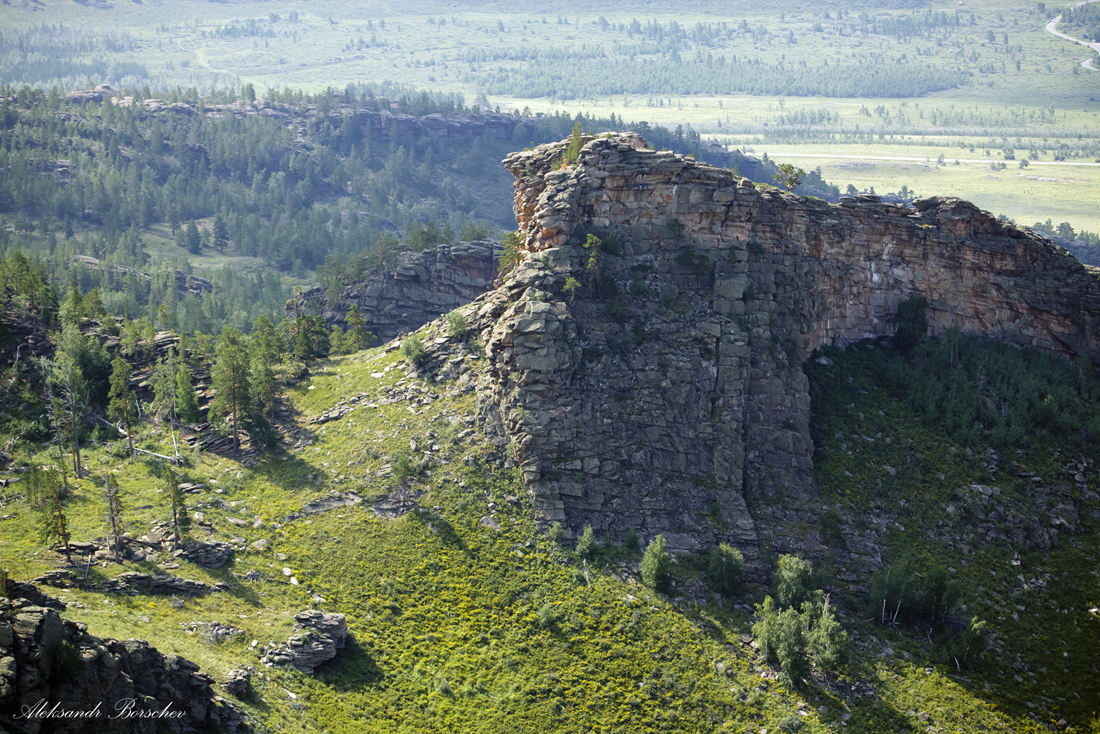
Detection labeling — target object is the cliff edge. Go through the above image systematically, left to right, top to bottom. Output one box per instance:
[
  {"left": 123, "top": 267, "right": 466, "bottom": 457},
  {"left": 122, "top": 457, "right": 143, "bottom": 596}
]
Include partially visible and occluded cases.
[{"left": 450, "top": 133, "right": 1100, "bottom": 560}]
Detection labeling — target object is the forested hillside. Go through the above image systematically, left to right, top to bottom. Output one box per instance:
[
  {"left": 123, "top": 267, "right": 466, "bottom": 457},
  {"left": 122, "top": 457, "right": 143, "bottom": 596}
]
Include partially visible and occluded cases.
[{"left": 0, "top": 84, "right": 832, "bottom": 336}]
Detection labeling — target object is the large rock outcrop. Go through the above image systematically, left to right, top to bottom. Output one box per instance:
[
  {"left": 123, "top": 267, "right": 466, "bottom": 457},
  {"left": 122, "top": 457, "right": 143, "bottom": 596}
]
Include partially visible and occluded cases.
[
  {"left": 456, "top": 133, "right": 1100, "bottom": 559},
  {"left": 293, "top": 241, "right": 502, "bottom": 343},
  {"left": 0, "top": 583, "right": 245, "bottom": 734},
  {"left": 259, "top": 610, "right": 347, "bottom": 675}
]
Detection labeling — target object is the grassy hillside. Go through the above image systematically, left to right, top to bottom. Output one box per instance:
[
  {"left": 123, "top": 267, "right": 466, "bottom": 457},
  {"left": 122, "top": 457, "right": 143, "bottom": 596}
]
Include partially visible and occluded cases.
[{"left": 1, "top": 310, "right": 1097, "bottom": 732}]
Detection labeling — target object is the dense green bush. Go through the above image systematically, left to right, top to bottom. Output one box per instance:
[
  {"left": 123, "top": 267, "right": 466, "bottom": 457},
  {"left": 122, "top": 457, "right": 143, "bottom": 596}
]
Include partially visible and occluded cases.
[
  {"left": 400, "top": 334, "right": 427, "bottom": 365},
  {"left": 575, "top": 524, "right": 596, "bottom": 558},
  {"left": 640, "top": 535, "right": 672, "bottom": 590},
  {"left": 706, "top": 543, "right": 745, "bottom": 595},
  {"left": 774, "top": 554, "right": 816, "bottom": 609},
  {"left": 753, "top": 555, "right": 848, "bottom": 683}
]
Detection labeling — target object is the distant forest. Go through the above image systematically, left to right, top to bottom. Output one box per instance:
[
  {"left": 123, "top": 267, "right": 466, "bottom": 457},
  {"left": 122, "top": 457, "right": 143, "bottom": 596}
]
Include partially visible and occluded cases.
[{"left": 0, "top": 83, "right": 821, "bottom": 336}]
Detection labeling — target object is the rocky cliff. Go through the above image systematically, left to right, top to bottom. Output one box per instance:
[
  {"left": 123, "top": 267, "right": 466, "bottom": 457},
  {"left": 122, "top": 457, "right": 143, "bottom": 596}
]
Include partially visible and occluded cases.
[
  {"left": 444, "top": 133, "right": 1100, "bottom": 560},
  {"left": 294, "top": 241, "right": 502, "bottom": 343},
  {"left": 0, "top": 582, "right": 244, "bottom": 734}
]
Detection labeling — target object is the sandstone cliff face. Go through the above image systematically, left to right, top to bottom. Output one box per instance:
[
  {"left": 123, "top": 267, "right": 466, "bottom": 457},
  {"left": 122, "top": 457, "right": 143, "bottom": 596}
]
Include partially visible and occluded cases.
[
  {"left": 460, "top": 133, "right": 1100, "bottom": 558},
  {"left": 294, "top": 241, "right": 502, "bottom": 344},
  {"left": 0, "top": 584, "right": 244, "bottom": 734}
]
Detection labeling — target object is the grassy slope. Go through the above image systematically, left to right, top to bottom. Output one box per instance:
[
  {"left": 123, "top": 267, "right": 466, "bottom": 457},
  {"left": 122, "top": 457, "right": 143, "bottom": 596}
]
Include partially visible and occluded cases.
[{"left": 2, "top": 314, "right": 1099, "bottom": 732}]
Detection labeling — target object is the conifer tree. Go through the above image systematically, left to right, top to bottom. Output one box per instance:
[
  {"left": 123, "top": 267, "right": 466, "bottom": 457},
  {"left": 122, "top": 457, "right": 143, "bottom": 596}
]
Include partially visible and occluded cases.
[
  {"left": 213, "top": 213, "right": 229, "bottom": 253},
  {"left": 184, "top": 220, "right": 202, "bottom": 255},
  {"left": 345, "top": 304, "right": 372, "bottom": 351},
  {"left": 210, "top": 327, "right": 251, "bottom": 452},
  {"left": 250, "top": 345, "right": 277, "bottom": 424},
  {"left": 151, "top": 347, "right": 178, "bottom": 420},
  {"left": 108, "top": 354, "right": 138, "bottom": 458},
  {"left": 175, "top": 359, "right": 202, "bottom": 425},
  {"left": 152, "top": 462, "right": 188, "bottom": 550},
  {"left": 28, "top": 463, "right": 72, "bottom": 564},
  {"left": 103, "top": 473, "right": 124, "bottom": 562}
]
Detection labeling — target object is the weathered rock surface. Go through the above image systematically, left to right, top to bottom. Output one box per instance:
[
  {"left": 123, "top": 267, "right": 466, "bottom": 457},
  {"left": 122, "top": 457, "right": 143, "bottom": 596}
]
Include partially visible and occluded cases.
[
  {"left": 433, "top": 133, "right": 1100, "bottom": 562},
  {"left": 293, "top": 241, "right": 503, "bottom": 343},
  {"left": 176, "top": 540, "right": 234, "bottom": 569},
  {"left": 34, "top": 570, "right": 227, "bottom": 597},
  {"left": 0, "top": 582, "right": 245, "bottom": 733},
  {"left": 260, "top": 610, "right": 347, "bottom": 674},
  {"left": 222, "top": 668, "right": 251, "bottom": 698}
]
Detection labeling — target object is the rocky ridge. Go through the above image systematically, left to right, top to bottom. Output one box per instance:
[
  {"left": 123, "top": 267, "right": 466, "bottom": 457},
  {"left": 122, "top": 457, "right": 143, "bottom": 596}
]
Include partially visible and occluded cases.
[
  {"left": 407, "top": 133, "right": 1100, "bottom": 569},
  {"left": 294, "top": 241, "right": 503, "bottom": 343},
  {"left": 0, "top": 582, "right": 245, "bottom": 733}
]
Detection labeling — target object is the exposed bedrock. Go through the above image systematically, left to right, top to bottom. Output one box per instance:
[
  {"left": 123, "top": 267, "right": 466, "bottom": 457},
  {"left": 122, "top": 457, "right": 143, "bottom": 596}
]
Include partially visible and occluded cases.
[
  {"left": 466, "top": 133, "right": 1100, "bottom": 561},
  {"left": 294, "top": 241, "right": 502, "bottom": 343}
]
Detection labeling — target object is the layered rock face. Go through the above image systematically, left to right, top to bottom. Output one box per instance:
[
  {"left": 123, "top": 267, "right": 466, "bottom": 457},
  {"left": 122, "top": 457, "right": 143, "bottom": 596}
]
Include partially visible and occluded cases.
[
  {"left": 469, "top": 133, "right": 1100, "bottom": 555},
  {"left": 294, "top": 241, "right": 502, "bottom": 343},
  {"left": 0, "top": 584, "right": 244, "bottom": 734}
]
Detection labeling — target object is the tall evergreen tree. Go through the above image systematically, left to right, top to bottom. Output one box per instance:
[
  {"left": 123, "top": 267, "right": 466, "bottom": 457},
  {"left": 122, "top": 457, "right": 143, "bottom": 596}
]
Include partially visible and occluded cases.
[
  {"left": 213, "top": 213, "right": 229, "bottom": 253},
  {"left": 184, "top": 220, "right": 202, "bottom": 255},
  {"left": 345, "top": 304, "right": 372, "bottom": 352},
  {"left": 210, "top": 327, "right": 251, "bottom": 452},
  {"left": 108, "top": 354, "right": 138, "bottom": 458},
  {"left": 175, "top": 359, "right": 202, "bottom": 425},
  {"left": 28, "top": 463, "right": 72, "bottom": 564},
  {"left": 104, "top": 473, "right": 124, "bottom": 562}
]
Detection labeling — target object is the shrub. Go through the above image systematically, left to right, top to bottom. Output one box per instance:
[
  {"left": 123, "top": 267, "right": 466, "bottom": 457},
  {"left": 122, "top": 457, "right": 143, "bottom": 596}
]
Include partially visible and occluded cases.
[
  {"left": 499, "top": 231, "right": 524, "bottom": 275},
  {"left": 446, "top": 311, "right": 469, "bottom": 339},
  {"left": 400, "top": 334, "right": 427, "bottom": 365},
  {"left": 547, "top": 522, "right": 564, "bottom": 546},
  {"left": 575, "top": 524, "right": 596, "bottom": 558},
  {"left": 640, "top": 535, "right": 672, "bottom": 590},
  {"left": 706, "top": 543, "right": 745, "bottom": 595},
  {"left": 774, "top": 554, "right": 815, "bottom": 610},
  {"left": 537, "top": 603, "right": 559, "bottom": 629}
]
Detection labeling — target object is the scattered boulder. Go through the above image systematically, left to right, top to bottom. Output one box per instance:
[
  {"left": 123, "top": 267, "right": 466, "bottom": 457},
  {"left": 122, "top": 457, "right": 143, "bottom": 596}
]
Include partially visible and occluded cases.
[
  {"left": 177, "top": 540, "right": 234, "bottom": 568},
  {"left": 260, "top": 610, "right": 348, "bottom": 674},
  {"left": 180, "top": 621, "right": 245, "bottom": 645},
  {"left": 223, "top": 668, "right": 252, "bottom": 698}
]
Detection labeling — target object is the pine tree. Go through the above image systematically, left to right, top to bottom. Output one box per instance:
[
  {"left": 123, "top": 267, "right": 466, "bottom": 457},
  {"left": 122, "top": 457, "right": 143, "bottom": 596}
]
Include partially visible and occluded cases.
[
  {"left": 213, "top": 213, "right": 229, "bottom": 253},
  {"left": 184, "top": 220, "right": 202, "bottom": 255},
  {"left": 344, "top": 304, "right": 372, "bottom": 351},
  {"left": 210, "top": 327, "right": 251, "bottom": 452},
  {"left": 250, "top": 345, "right": 277, "bottom": 424},
  {"left": 151, "top": 347, "right": 179, "bottom": 420},
  {"left": 42, "top": 350, "right": 86, "bottom": 479},
  {"left": 108, "top": 354, "right": 138, "bottom": 458},
  {"left": 175, "top": 359, "right": 202, "bottom": 424},
  {"left": 152, "top": 462, "right": 189, "bottom": 550},
  {"left": 28, "top": 464, "right": 72, "bottom": 564},
  {"left": 104, "top": 473, "right": 124, "bottom": 562}
]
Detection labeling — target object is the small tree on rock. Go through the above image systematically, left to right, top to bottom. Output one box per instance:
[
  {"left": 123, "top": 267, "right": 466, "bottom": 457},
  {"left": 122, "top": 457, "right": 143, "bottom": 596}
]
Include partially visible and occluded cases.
[{"left": 773, "top": 163, "right": 806, "bottom": 191}]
